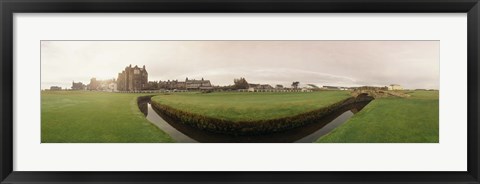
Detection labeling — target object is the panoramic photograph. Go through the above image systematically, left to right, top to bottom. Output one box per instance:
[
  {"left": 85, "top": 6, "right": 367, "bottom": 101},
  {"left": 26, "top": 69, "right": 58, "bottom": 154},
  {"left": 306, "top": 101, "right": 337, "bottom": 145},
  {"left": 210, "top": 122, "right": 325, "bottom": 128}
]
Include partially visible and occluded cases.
[{"left": 41, "top": 40, "right": 439, "bottom": 143}]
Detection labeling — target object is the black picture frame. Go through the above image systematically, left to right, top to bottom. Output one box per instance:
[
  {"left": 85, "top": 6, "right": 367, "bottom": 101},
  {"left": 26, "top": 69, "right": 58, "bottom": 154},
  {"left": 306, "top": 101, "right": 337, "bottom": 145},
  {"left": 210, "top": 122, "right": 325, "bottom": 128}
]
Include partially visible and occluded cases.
[{"left": 1, "top": 0, "right": 479, "bottom": 183}]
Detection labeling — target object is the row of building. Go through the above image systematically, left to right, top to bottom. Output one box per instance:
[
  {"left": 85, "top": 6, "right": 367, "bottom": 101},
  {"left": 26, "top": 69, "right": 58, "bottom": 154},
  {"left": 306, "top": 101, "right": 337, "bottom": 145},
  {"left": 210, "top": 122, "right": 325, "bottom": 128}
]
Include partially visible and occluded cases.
[
  {"left": 51, "top": 64, "right": 404, "bottom": 92},
  {"left": 64, "top": 65, "right": 213, "bottom": 92},
  {"left": 143, "top": 78, "right": 213, "bottom": 91},
  {"left": 322, "top": 84, "right": 403, "bottom": 91}
]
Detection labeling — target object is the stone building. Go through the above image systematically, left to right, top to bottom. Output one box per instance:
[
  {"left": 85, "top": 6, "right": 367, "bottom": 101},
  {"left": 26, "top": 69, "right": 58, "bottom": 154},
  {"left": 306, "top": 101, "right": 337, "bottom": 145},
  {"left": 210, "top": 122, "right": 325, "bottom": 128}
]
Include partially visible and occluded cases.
[
  {"left": 117, "top": 65, "right": 148, "bottom": 91},
  {"left": 146, "top": 77, "right": 212, "bottom": 91},
  {"left": 87, "top": 78, "right": 99, "bottom": 90},
  {"left": 185, "top": 78, "right": 213, "bottom": 90},
  {"left": 163, "top": 80, "right": 186, "bottom": 90},
  {"left": 71, "top": 81, "right": 86, "bottom": 90},
  {"left": 248, "top": 83, "right": 273, "bottom": 90},
  {"left": 50, "top": 86, "right": 62, "bottom": 91}
]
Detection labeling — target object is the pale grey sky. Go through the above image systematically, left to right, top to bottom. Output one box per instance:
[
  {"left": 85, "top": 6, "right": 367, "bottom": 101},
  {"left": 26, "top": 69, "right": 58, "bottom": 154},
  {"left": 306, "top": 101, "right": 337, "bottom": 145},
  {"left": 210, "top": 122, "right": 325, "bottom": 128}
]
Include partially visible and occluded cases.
[{"left": 41, "top": 41, "right": 439, "bottom": 90}]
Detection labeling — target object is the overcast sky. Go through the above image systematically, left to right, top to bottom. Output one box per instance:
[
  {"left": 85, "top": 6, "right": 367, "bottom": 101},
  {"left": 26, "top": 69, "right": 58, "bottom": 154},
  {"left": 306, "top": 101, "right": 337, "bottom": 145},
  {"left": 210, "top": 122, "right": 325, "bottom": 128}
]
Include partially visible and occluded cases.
[{"left": 41, "top": 41, "right": 439, "bottom": 90}]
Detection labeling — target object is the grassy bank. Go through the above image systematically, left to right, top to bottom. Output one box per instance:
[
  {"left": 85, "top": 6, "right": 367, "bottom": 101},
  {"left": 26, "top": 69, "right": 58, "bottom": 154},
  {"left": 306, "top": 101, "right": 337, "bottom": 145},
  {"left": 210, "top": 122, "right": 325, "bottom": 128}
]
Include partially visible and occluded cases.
[
  {"left": 41, "top": 91, "right": 174, "bottom": 143},
  {"left": 152, "top": 91, "right": 351, "bottom": 122},
  {"left": 316, "top": 91, "right": 439, "bottom": 143}
]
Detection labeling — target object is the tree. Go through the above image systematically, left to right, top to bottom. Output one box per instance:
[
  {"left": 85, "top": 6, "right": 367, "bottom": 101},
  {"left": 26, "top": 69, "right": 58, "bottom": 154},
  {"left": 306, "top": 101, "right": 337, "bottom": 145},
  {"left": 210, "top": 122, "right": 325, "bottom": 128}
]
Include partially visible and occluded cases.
[
  {"left": 234, "top": 77, "right": 249, "bottom": 89},
  {"left": 291, "top": 81, "right": 300, "bottom": 89}
]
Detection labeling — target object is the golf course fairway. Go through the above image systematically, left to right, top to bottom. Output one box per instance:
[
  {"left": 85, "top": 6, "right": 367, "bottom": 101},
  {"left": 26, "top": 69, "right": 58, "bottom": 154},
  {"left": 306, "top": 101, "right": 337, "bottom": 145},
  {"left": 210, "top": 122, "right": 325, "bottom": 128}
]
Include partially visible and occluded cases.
[
  {"left": 41, "top": 91, "right": 174, "bottom": 143},
  {"left": 151, "top": 91, "right": 352, "bottom": 122},
  {"left": 316, "top": 91, "right": 439, "bottom": 143}
]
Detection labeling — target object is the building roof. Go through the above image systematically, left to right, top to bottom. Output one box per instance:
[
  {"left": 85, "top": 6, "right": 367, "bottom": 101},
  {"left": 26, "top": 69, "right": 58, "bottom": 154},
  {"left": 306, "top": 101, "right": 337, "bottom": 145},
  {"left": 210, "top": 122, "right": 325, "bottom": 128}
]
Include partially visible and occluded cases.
[{"left": 186, "top": 79, "right": 210, "bottom": 83}]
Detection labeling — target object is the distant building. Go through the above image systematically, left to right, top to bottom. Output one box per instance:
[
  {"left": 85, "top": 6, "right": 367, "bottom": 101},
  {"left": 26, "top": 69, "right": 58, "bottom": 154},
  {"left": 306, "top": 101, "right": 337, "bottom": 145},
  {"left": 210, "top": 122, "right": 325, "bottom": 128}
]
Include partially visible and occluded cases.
[
  {"left": 117, "top": 65, "right": 148, "bottom": 91},
  {"left": 145, "top": 77, "right": 213, "bottom": 91},
  {"left": 87, "top": 78, "right": 116, "bottom": 91},
  {"left": 87, "top": 78, "right": 99, "bottom": 90},
  {"left": 186, "top": 78, "right": 213, "bottom": 90},
  {"left": 161, "top": 80, "right": 186, "bottom": 90},
  {"left": 71, "top": 81, "right": 86, "bottom": 90},
  {"left": 144, "top": 81, "right": 159, "bottom": 90},
  {"left": 176, "top": 81, "right": 186, "bottom": 89},
  {"left": 108, "top": 82, "right": 117, "bottom": 92},
  {"left": 246, "top": 83, "right": 276, "bottom": 92},
  {"left": 247, "top": 83, "right": 273, "bottom": 90},
  {"left": 248, "top": 83, "right": 259, "bottom": 89},
  {"left": 259, "top": 84, "right": 273, "bottom": 89},
  {"left": 307, "top": 84, "right": 319, "bottom": 88},
  {"left": 387, "top": 84, "right": 403, "bottom": 90},
  {"left": 50, "top": 86, "right": 62, "bottom": 91},
  {"left": 323, "top": 86, "right": 350, "bottom": 90},
  {"left": 323, "top": 86, "right": 340, "bottom": 90},
  {"left": 356, "top": 86, "right": 388, "bottom": 91},
  {"left": 301, "top": 87, "right": 313, "bottom": 92}
]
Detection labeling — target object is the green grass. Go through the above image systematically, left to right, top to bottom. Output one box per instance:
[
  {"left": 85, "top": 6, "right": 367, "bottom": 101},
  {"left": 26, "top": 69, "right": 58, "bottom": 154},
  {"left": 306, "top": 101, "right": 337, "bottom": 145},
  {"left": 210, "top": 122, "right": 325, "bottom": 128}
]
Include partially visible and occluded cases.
[
  {"left": 41, "top": 91, "right": 174, "bottom": 143},
  {"left": 151, "top": 91, "right": 351, "bottom": 122},
  {"left": 316, "top": 91, "right": 439, "bottom": 143}
]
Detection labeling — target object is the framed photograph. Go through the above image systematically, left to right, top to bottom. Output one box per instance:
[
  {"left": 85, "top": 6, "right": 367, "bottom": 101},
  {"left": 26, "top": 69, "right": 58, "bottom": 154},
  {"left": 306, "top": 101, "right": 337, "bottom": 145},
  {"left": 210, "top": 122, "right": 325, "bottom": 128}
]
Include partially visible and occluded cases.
[{"left": 1, "top": 0, "right": 479, "bottom": 183}]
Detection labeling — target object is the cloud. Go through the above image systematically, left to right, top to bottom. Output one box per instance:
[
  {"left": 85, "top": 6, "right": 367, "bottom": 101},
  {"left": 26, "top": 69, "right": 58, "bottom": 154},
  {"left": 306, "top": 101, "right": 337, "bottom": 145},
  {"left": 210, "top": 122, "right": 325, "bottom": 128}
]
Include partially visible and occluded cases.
[{"left": 41, "top": 41, "right": 439, "bottom": 90}]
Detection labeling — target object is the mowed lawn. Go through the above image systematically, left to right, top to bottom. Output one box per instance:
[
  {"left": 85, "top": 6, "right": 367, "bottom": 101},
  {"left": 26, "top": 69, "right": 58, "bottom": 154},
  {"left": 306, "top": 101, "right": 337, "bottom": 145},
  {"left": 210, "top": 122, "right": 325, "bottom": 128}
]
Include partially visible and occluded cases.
[
  {"left": 42, "top": 91, "right": 174, "bottom": 143},
  {"left": 151, "top": 91, "right": 351, "bottom": 122},
  {"left": 317, "top": 91, "right": 439, "bottom": 143}
]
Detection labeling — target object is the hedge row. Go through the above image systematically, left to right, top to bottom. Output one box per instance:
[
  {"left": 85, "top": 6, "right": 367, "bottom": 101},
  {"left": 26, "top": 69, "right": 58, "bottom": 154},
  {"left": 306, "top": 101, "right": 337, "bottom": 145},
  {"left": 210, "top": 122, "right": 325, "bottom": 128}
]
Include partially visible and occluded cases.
[{"left": 150, "top": 95, "right": 373, "bottom": 136}]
